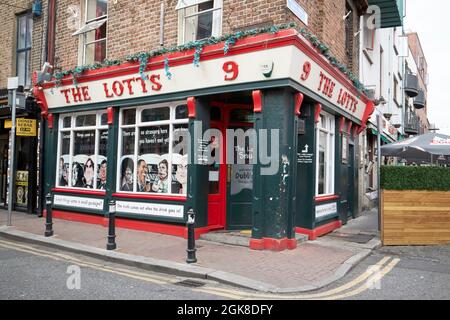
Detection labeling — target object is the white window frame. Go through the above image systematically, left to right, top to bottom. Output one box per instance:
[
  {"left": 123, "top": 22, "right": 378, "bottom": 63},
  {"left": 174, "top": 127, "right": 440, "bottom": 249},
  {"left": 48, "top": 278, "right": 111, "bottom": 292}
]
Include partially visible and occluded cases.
[
  {"left": 74, "top": 0, "right": 108, "bottom": 66},
  {"left": 177, "top": 0, "right": 223, "bottom": 45},
  {"left": 116, "top": 102, "right": 189, "bottom": 196},
  {"left": 56, "top": 110, "right": 108, "bottom": 190},
  {"left": 315, "top": 111, "right": 335, "bottom": 197}
]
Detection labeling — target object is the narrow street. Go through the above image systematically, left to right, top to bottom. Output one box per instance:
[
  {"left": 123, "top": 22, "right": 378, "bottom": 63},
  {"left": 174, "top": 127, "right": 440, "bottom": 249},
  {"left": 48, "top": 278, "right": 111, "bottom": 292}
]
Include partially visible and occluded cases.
[{"left": 1, "top": 238, "right": 449, "bottom": 300}]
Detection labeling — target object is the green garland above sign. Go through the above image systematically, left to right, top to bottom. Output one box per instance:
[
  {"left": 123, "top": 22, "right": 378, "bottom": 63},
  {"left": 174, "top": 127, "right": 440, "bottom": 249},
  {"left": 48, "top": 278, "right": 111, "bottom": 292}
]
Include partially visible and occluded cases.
[{"left": 48, "top": 23, "right": 369, "bottom": 96}]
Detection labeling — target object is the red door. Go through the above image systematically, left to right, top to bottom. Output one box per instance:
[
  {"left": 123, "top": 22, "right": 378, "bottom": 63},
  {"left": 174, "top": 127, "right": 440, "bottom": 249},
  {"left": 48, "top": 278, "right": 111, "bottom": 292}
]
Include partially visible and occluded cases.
[
  {"left": 207, "top": 104, "right": 254, "bottom": 229},
  {"left": 207, "top": 120, "right": 227, "bottom": 227}
]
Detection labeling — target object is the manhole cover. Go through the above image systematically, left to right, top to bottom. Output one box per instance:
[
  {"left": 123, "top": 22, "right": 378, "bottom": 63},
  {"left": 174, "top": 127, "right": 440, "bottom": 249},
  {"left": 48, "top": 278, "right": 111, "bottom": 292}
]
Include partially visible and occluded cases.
[
  {"left": 327, "top": 233, "right": 374, "bottom": 244},
  {"left": 175, "top": 279, "right": 206, "bottom": 288}
]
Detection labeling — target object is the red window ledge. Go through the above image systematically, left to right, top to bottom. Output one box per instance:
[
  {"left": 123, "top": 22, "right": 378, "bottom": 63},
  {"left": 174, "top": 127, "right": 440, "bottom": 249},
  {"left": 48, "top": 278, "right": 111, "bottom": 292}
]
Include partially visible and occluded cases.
[
  {"left": 52, "top": 188, "right": 106, "bottom": 196},
  {"left": 112, "top": 193, "right": 187, "bottom": 202},
  {"left": 314, "top": 195, "right": 339, "bottom": 203}
]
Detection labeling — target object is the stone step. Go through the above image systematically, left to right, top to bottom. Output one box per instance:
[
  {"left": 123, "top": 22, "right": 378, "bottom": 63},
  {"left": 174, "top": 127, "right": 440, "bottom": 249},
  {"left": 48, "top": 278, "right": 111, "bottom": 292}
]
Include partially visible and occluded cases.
[{"left": 200, "top": 231, "right": 308, "bottom": 248}]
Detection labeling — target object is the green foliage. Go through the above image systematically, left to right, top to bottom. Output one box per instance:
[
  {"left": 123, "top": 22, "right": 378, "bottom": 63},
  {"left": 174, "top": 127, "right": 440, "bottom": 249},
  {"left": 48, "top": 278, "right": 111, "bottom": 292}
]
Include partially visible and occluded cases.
[
  {"left": 45, "top": 22, "right": 368, "bottom": 95},
  {"left": 381, "top": 166, "right": 450, "bottom": 191}
]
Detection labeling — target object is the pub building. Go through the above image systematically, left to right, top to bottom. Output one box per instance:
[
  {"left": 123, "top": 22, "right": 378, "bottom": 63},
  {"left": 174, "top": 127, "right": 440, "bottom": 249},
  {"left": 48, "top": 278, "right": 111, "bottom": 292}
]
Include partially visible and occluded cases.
[{"left": 34, "top": 29, "right": 374, "bottom": 251}]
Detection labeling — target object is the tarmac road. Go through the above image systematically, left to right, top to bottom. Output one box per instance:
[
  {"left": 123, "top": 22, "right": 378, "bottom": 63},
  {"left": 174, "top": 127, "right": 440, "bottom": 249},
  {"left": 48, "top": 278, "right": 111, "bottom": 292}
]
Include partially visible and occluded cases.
[{"left": 1, "top": 238, "right": 449, "bottom": 301}]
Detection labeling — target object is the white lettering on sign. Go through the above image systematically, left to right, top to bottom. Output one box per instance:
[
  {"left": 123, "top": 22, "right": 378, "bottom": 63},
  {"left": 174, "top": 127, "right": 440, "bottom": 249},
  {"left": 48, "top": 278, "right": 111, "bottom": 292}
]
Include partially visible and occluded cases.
[
  {"left": 43, "top": 43, "right": 367, "bottom": 121},
  {"left": 53, "top": 195, "right": 104, "bottom": 210},
  {"left": 116, "top": 201, "right": 184, "bottom": 219},
  {"left": 315, "top": 202, "right": 337, "bottom": 219}
]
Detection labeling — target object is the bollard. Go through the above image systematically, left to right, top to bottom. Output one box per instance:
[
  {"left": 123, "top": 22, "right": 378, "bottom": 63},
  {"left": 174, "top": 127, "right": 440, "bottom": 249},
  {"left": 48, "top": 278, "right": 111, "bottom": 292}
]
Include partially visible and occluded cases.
[
  {"left": 44, "top": 193, "right": 54, "bottom": 237},
  {"left": 106, "top": 200, "right": 117, "bottom": 250},
  {"left": 186, "top": 208, "right": 197, "bottom": 264}
]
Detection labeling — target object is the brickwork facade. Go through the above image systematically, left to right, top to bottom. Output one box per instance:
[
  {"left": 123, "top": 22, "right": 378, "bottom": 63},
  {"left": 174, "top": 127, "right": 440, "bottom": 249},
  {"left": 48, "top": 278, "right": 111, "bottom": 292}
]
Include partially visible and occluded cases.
[
  {"left": 0, "top": 0, "right": 47, "bottom": 89},
  {"left": 51, "top": 0, "right": 363, "bottom": 77}
]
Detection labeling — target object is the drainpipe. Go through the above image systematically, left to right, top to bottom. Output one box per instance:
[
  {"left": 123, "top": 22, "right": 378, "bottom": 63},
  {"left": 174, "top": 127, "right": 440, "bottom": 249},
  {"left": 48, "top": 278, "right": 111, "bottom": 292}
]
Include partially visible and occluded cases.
[{"left": 38, "top": 0, "right": 56, "bottom": 215}]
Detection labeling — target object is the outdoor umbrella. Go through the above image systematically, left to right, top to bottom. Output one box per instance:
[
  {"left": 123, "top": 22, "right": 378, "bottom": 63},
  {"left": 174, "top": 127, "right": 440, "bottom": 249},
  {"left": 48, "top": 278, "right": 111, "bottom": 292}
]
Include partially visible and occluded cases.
[{"left": 381, "top": 132, "right": 450, "bottom": 163}]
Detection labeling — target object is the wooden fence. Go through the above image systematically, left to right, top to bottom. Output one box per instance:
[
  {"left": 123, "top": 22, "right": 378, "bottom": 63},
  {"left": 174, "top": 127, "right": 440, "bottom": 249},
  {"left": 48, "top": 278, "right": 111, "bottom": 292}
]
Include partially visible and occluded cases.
[{"left": 382, "top": 190, "right": 450, "bottom": 245}]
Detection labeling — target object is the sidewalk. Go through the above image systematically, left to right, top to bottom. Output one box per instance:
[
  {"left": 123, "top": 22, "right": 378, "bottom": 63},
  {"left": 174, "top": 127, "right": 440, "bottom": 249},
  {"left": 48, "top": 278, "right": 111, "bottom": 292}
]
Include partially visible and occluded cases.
[{"left": 0, "top": 209, "right": 380, "bottom": 293}]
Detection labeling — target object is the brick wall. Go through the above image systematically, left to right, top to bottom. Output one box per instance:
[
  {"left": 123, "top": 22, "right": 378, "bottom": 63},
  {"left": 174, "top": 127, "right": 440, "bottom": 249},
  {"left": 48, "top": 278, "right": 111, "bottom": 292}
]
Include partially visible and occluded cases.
[
  {"left": 0, "top": 0, "right": 46, "bottom": 89},
  {"left": 51, "top": 0, "right": 361, "bottom": 78}
]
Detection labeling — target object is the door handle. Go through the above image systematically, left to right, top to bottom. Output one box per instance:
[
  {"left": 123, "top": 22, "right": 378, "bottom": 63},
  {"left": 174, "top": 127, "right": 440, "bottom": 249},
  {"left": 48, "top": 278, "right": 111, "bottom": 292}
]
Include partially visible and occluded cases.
[{"left": 227, "top": 165, "right": 232, "bottom": 183}]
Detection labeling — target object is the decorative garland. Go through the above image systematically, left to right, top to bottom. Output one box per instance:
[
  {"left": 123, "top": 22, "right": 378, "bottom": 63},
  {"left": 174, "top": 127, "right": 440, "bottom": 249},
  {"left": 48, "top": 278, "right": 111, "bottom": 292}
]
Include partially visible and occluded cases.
[{"left": 47, "top": 22, "right": 369, "bottom": 95}]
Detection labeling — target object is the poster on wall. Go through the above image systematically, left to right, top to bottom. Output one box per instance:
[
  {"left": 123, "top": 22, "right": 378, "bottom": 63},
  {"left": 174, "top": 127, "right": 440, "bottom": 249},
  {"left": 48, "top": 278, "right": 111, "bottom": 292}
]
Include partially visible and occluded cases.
[
  {"left": 120, "top": 124, "right": 188, "bottom": 195},
  {"left": 73, "top": 131, "right": 96, "bottom": 189},
  {"left": 230, "top": 165, "right": 253, "bottom": 195},
  {"left": 16, "top": 170, "right": 28, "bottom": 207}
]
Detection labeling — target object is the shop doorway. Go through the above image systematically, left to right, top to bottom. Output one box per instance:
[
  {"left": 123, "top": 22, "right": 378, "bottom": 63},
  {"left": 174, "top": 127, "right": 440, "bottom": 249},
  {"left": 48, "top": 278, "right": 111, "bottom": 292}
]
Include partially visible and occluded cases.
[
  {"left": 207, "top": 105, "right": 254, "bottom": 230},
  {"left": 348, "top": 143, "right": 355, "bottom": 218}
]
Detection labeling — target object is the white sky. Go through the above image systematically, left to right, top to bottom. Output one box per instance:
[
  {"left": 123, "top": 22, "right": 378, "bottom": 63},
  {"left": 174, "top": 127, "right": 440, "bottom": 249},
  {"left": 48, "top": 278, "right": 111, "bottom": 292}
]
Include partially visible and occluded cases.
[{"left": 403, "top": 0, "right": 450, "bottom": 135}]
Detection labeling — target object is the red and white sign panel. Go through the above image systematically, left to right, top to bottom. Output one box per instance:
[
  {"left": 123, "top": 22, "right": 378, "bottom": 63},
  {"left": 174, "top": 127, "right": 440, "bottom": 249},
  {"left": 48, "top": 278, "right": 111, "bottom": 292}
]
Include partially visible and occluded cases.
[{"left": 42, "top": 35, "right": 367, "bottom": 122}]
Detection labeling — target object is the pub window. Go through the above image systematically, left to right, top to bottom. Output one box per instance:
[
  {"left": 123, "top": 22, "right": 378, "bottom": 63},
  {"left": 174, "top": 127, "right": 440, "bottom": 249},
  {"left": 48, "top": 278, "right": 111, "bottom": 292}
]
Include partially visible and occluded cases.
[
  {"left": 73, "top": 0, "right": 108, "bottom": 65},
  {"left": 176, "top": 0, "right": 223, "bottom": 45},
  {"left": 16, "top": 13, "right": 33, "bottom": 88},
  {"left": 117, "top": 103, "right": 189, "bottom": 196},
  {"left": 56, "top": 111, "right": 108, "bottom": 190},
  {"left": 316, "top": 111, "right": 335, "bottom": 196}
]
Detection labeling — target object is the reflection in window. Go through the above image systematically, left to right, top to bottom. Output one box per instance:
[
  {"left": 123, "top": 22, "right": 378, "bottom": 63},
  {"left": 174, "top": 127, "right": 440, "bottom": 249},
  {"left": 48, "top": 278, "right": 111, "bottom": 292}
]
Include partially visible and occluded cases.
[{"left": 316, "top": 111, "right": 335, "bottom": 196}]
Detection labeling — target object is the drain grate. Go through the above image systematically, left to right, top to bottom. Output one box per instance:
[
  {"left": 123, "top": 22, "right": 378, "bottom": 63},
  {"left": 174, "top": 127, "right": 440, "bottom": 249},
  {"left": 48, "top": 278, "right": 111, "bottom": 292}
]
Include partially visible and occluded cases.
[
  {"left": 327, "top": 233, "right": 374, "bottom": 244},
  {"left": 175, "top": 279, "right": 206, "bottom": 288}
]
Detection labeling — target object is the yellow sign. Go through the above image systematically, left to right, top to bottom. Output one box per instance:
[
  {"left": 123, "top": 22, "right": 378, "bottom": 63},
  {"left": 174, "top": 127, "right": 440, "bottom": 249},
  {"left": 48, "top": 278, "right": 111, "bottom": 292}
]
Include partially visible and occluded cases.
[
  {"left": 4, "top": 119, "right": 37, "bottom": 136},
  {"left": 17, "top": 119, "right": 37, "bottom": 136}
]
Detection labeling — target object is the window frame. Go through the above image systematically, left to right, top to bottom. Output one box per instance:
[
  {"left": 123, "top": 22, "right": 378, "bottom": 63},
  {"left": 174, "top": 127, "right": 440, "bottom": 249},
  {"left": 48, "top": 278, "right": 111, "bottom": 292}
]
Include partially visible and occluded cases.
[
  {"left": 76, "top": 0, "right": 108, "bottom": 66},
  {"left": 177, "top": 0, "right": 223, "bottom": 45},
  {"left": 16, "top": 13, "right": 33, "bottom": 88},
  {"left": 116, "top": 102, "right": 189, "bottom": 197},
  {"left": 56, "top": 110, "right": 108, "bottom": 190},
  {"left": 315, "top": 111, "right": 335, "bottom": 197}
]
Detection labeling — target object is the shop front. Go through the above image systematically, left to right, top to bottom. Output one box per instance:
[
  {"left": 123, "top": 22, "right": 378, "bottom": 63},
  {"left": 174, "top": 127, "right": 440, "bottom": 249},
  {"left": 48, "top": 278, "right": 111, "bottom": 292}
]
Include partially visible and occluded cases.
[{"left": 34, "top": 28, "right": 374, "bottom": 251}]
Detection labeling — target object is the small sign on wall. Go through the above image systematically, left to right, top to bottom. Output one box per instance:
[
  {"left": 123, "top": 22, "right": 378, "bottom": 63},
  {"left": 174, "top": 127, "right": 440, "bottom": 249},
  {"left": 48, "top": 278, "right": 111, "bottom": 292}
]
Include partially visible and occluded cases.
[
  {"left": 287, "top": 0, "right": 308, "bottom": 25},
  {"left": 53, "top": 195, "right": 104, "bottom": 211},
  {"left": 116, "top": 201, "right": 184, "bottom": 219},
  {"left": 315, "top": 202, "right": 338, "bottom": 219}
]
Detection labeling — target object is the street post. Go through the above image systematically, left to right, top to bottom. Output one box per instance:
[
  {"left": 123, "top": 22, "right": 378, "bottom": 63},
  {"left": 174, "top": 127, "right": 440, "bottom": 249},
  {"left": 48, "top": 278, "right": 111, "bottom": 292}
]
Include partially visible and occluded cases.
[
  {"left": 6, "top": 77, "right": 18, "bottom": 226},
  {"left": 377, "top": 114, "right": 382, "bottom": 232},
  {"left": 44, "top": 193, "right": 54, "bottom": 237},
  {"left": 107, "top": 200, "right": 117, "bottom": 250},
  {"left": 186, "top": 208, "right": 197, "bottom": 263}
]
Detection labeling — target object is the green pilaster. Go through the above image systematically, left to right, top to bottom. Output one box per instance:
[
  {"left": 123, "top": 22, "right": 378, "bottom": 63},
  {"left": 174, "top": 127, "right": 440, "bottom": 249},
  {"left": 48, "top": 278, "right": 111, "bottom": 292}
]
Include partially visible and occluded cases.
[
  {"left": 252, "top": 89, "right": 297, "bottom": 240},
  {"left": 186, "top": 97, "right": 210, "bottom": 227},
  {"left": 295, "top": 103, "right": 316, "bottom": 229},
  {"left": 105, "top": 108, "right": 119, "bottom": 214},
  {"left": 45, "top": 115, "right": 58, "bottom": 200},
  {"left": 337, "top": 119, "right": 348, "bottom": 225}
]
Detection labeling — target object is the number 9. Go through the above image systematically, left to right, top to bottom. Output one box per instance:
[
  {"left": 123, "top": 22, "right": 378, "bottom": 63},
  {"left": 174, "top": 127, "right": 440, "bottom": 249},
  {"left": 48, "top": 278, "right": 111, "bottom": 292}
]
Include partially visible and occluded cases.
[
  {"left": 223, "top": 61, "right": 239, "bottom": 81},
  {"left": 301, "top": 61, "right": 311, "bottom": 81}
]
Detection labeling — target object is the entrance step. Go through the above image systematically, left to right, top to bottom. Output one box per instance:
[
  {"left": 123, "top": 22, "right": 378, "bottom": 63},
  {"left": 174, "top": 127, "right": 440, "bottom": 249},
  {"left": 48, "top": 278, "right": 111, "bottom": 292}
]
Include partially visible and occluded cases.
[{"left": 199, "top": 230, "right": 308, "bottom": 248}]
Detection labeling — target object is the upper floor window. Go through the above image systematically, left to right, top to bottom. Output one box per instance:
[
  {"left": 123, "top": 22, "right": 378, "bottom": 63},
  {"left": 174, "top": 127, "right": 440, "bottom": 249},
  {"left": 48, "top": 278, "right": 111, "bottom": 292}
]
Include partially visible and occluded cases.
[
  {"left": 73, "top": 0, "right": 108, "bottom": 65},
  {"left": 176, "top": 0, "right": 222, "bottom": 45},
  {"left": 16, "top": 13, "right": 33, "bottom": 88}
]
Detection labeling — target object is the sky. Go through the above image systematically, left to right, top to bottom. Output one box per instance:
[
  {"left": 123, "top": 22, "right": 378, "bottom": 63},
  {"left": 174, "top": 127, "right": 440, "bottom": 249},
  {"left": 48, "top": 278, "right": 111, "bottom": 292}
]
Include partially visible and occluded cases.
[{"left": 403, "top": 0, "right": 450, "bottom": 135}]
